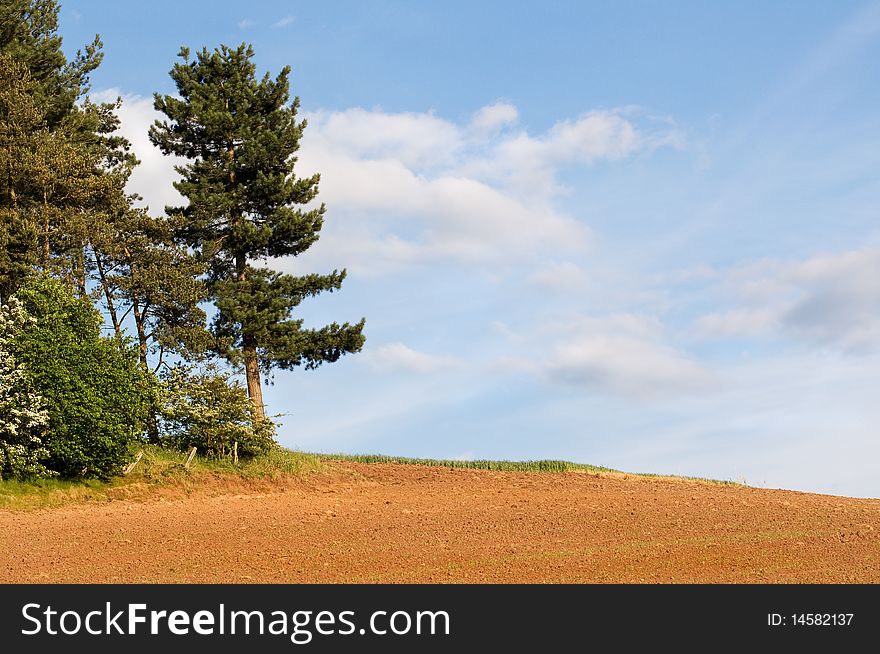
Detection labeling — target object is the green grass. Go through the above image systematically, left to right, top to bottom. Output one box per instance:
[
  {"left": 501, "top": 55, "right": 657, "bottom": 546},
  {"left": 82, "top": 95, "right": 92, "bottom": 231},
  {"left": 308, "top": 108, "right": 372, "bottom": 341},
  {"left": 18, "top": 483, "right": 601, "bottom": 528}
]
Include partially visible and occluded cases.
[
  {"left": 0, "top": 445, "right": 323, "bottom": 510},
  {"left": 131, "top": 445, "right": 323, "bottom": 479},
  {"left": 0, "top": 446, "right": 741, "bottom": 511},
  {"left": 320, "top": 452, "right": 742, "bottom": 486},
  {"left": 320, "top": 452, "right": 616, "bottom": 473}
]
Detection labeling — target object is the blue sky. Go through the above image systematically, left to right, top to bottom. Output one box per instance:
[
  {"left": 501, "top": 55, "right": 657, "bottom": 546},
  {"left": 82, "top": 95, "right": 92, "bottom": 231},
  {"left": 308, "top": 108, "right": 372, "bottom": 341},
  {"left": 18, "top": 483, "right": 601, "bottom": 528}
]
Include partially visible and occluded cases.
[{"left": 60, "top": 1, "right": 880, "bottom": 497}]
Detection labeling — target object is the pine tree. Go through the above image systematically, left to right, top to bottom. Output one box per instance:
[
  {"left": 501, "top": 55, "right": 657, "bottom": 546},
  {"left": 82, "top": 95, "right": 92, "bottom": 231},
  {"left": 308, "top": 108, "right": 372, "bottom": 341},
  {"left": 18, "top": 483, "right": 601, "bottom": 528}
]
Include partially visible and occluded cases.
[
  {"left": 0, "top": 0, "right": 103, "bottom": 130},
  {"left": 0, "top": 1, "right": 134, "bottom": 299},
  {"left": 150, "top": 44, "right": 365, "bottom": 420},
  {"left": 0, "top": 54, "right": 43, "bottom": 301},
  {"left": 91, "top": 208, "right": 211, "bottom": 371}
]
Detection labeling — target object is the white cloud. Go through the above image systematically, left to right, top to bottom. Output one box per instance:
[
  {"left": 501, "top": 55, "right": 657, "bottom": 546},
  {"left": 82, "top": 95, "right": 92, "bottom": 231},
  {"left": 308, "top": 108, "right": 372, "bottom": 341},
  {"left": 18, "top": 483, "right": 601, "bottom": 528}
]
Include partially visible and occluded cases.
[
  {"left": 272, "top": 15, "right": 294, "bottom": 28},
  {"left": 237, "top": 18, "right": 255, "bottom": 29},
  {"left": 91, "top": 89, "right": 186, "bottom": 213},
  {"left": 97, "top": 91, "right": 675, "bottom": 276},
  {"left": 469, "top": 102, "right": 518, "bottom": 134},
  {"left": 292, "top": 105, "right": 673, "bottom": 273},
  {"left": 304, "top": 108, "right": 462, "bottom": 169},
  {"left": 457, "top": 110, "right": 647, "bottom": 198},
  {"left": 522, "top": 111, "right": 640, "bottom": 164},
  {"left": 695, "top": 246, "right": 880, "bottom": 351},
  {"left": 781, "top": 248, "right": 880, "bottom": 350},
  {"left": 527, "top": 261, "right": 591, "bottom": 292},
  {"left": 694, "top": 308, "right": 778, "bottom": 338},
  {"left": 499, "top": 314, "right": 710, "bottom": 398},
  {"left": 542, "top": 315, "right": 709, "bottom": 397},
  {"left": 546, "top": 333, "right": 709, "bottom": 397},
  {"left": 361, "top": 343, "right": 465, "bottom": 374}
]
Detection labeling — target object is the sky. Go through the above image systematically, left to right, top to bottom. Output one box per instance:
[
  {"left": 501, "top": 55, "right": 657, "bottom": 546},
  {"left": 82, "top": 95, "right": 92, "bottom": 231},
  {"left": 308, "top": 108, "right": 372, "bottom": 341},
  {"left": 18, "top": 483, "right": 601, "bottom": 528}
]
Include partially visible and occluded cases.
[{"left": 58, "top": 1, "right": 880, "bottom": 498}]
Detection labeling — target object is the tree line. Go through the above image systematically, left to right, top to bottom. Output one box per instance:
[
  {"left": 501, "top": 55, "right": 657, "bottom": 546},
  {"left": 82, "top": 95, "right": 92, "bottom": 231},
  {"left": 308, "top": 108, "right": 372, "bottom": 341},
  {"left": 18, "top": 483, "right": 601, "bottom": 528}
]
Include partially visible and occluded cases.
[{"left": 0, "top": 0, "right": 365, "bottom": 480}]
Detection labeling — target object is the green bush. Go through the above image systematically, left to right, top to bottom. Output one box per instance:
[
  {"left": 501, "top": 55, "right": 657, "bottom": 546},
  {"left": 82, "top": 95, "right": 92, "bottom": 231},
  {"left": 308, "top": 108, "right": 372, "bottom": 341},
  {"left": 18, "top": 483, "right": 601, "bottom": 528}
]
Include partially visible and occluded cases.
[
  {"left": 12, "top": 276, "right": 154, "bottom": 479},
  {"left": 158, "top": 363, "right": 276, "bottom": 460}
]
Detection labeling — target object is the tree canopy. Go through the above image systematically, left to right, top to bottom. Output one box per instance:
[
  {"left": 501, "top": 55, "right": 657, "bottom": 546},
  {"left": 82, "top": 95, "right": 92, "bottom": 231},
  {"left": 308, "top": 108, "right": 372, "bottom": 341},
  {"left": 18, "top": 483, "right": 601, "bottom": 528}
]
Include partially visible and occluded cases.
[
  {"left": 0, "top": 4, "right": 366, "bottom": 478},
  {"left": 150, "top": 44, "right": 365, "bottom": 420}
]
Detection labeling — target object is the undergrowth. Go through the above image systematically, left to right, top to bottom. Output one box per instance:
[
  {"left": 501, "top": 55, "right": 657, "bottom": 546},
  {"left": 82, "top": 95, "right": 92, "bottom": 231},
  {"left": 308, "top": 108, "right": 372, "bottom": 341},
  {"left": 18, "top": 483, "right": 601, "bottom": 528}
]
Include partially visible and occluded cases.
[{"left": 0, "top": 445, "right": 322, "bottom": 510}]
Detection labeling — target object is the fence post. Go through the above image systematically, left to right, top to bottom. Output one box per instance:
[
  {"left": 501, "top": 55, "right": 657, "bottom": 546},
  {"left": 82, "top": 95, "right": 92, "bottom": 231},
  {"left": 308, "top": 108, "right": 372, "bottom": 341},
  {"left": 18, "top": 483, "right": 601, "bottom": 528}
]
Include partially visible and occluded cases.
[{"left": 123, "top": 451, "right": 144, "bottom": 475}]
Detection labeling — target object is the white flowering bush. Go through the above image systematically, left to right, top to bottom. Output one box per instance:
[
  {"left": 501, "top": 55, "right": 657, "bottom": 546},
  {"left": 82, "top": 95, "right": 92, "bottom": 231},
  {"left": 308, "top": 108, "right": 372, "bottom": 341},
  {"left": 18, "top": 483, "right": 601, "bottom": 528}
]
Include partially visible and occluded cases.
[
  {"left": 0, "top": 297, "right": 54, "bottom": 480},
  {"left": 158, "top": 363, "right": 276, "bottom": 460}
]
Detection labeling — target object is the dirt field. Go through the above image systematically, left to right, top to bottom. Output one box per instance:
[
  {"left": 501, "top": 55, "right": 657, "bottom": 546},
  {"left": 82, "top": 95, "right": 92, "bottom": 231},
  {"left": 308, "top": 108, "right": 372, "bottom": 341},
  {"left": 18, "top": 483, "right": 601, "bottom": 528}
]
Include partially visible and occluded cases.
[{"left": 2, "top": 462, "right": 879, "bottom": 583}]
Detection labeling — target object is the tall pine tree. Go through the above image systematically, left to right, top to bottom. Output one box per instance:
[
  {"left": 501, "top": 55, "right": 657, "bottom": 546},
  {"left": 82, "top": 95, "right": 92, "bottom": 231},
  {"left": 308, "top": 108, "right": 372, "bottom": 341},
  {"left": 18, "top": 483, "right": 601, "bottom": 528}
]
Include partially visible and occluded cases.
[
  {"left": 0, "top": 0, "right": 103, "bottom": 130},
  {"left": 1, "top": 0, "right": 135, "bottom": 300},
  {"left": 150, "top": 44, "right": 365, "bottom": 420}
]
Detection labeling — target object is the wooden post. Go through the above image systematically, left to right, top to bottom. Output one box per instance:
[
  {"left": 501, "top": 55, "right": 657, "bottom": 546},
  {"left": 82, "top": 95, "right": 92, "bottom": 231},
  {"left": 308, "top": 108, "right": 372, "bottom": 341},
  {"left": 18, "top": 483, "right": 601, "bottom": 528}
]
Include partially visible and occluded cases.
[
  {"left": 232, "top": 441, "right": 238, "bottom": 466},
  {"left": 184, "top": 446, "right": 197, "bottom": 470},
  {"left": 123, "top": 451, "right": 144, "bottom": 475}
]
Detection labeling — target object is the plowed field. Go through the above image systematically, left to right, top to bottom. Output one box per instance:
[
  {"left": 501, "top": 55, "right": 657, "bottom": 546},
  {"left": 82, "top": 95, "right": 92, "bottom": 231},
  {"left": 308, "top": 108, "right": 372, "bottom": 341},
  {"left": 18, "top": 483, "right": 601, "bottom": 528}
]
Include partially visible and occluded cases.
[{"left": 2, "top": 462, "right": 878, "bottom": 583}]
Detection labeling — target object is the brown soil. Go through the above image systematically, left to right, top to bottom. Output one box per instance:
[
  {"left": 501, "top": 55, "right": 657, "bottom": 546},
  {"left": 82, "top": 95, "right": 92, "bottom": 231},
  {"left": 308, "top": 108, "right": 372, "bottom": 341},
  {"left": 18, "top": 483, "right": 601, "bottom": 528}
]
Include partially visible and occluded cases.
[{"left": 1, "top": 462, "right": 879, "bottom": 583}]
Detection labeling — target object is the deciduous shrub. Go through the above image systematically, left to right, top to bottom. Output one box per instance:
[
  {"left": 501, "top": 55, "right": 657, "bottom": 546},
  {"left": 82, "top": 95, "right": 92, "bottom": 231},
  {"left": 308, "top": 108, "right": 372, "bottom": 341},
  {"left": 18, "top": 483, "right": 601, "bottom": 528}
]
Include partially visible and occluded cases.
[
  {"left": 12, "top": 276, "right": 154, "bottom": 479},
  {"left": 0, "top": 296, "right": 53, "bottom": 480},
  {"left": 159, "top": 363, "right": 275, "bottom": 460}
]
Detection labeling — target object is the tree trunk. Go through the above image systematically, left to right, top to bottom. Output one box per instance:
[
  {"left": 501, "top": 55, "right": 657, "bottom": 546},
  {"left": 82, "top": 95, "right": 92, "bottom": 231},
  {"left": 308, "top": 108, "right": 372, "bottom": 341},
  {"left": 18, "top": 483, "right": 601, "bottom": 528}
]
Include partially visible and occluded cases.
[
  {"left": 41, "top": 191, "right": 50, "bottom": 268},
  {"left": 76, "top": 246, "right": 87, "bottom": 297},
  {"left": 94, "top": 249, "right": 123, "bottom": 345},
  {"left": 236, "top": 252, "right": 265, "bottom": 421},
  {"left": 131, "top": 289, "right": 149, "bottom": 370},
  {"left": 131, "top": 289, "right": 161, "bottom": 444},
  {"left": 243, "top": 333, "right": 265, "bottom": 421}
]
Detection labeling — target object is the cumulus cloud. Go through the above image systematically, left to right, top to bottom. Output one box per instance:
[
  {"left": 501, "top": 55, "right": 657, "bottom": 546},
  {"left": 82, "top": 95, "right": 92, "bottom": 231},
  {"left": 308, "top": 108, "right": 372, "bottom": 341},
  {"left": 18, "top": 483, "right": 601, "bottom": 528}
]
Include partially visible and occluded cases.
[
  {"left": 91, "top": 89, "right": 186, "bottom": 213},
  {"left": 96, "top": 90, "right": 675, "bottom": 276},
  {"left": 469, "top": 102, "right": 519, "bottom": 134},
  {"left": 293, "top": 105, "right": 674, "bottom": 272},
  {"left": 304, "top": 108, "right": 463, "bottom": 169},
  {"left": 458, "top": 110, "right": 647, "bottom": 197},
  {"left": 499, "top": 111, "right": 640, "bottom": 167},
  {"left": 294, "top": 147, "right": 591, "bottom": 271},
  {"left": 694, "top": 247, "right": 880, "bottom": 351},
  {"left": 499, "top": 314, "right": 710, "bottom": 398},
  {"left": 361, "top": 343, "right": 465, "bottom": 374}
]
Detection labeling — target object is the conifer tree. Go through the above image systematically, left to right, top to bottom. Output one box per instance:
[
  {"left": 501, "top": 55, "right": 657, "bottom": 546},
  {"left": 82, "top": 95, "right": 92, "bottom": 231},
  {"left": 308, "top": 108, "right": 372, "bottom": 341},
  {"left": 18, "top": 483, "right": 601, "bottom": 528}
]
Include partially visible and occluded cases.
[
  {"left": 0, "top": 0, "right": 103, "bottom": 130},
  {"left": 0, "top": 1, "right": 133, "bottom": 299},
  {"left": 150, "top": 44, "right": 365, "bottom": 420},
  {"left": 91, "top": 209, "right": 210, "bottom": 371}
]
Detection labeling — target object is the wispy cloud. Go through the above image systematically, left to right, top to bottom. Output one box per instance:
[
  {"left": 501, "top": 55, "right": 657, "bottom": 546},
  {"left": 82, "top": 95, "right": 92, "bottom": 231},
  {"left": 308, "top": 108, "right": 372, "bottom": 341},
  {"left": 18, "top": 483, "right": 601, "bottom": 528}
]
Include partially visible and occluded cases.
[
  {"left": 272, "top": 15, "right": 295, "bottom": 29},
  {"left": 237, "top": 18, "right": 255, "bottom": 29},
  {"left": 693, "top": 247, "right": 880, "bottom": 352},
  {"left": 493, "top": 314, "right": 711, "bottom": 399},
  {"left": 361, "top": 343, "right": 465, "bottom": 374}
]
